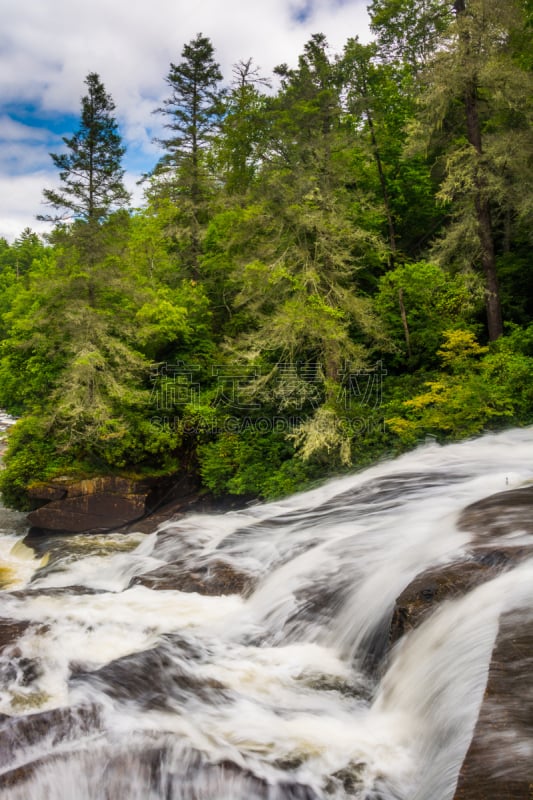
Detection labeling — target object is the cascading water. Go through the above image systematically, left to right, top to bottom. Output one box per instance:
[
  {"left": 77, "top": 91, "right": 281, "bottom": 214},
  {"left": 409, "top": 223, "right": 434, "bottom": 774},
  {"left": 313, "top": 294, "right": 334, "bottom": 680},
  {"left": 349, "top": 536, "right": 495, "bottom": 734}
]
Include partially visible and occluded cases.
[{"left": 0, "top": 426, "right": 532, "bottom": 799}]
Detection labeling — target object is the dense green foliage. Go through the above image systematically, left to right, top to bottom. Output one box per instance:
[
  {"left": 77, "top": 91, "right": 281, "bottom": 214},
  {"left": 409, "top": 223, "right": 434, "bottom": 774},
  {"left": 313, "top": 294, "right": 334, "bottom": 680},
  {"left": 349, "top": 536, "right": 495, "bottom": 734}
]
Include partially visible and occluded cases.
[{"left": 1, "top": 8, "right": 532, "bottom": 509}]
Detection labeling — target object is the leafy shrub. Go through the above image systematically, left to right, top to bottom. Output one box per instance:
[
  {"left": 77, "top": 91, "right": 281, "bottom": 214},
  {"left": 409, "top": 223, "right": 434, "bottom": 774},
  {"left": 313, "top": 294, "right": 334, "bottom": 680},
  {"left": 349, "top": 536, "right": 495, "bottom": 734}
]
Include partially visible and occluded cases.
[
  {"left": 386, "top": 328, "right": 533, "bottom": 445},
  {"left": 0, "top": 416, "right": 68, "bottom": 509}
]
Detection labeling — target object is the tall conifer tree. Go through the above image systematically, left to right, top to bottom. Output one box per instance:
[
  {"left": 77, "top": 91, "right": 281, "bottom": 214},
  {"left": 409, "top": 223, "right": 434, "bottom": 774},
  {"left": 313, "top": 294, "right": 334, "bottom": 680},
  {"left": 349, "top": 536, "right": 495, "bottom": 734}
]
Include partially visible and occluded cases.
[
  {"left": 153, "top": 34, "right": 224, "bottom": 276},
  {"left": 40, "top": 72, "right": 129, "bottom": 224}
]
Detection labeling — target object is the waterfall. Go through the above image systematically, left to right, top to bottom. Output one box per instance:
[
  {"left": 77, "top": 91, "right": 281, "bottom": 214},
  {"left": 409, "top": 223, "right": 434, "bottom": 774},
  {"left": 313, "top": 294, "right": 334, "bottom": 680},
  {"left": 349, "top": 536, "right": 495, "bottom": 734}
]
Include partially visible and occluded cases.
[{"left": 0, "top": 427, "right": 532, "bottom": 799}]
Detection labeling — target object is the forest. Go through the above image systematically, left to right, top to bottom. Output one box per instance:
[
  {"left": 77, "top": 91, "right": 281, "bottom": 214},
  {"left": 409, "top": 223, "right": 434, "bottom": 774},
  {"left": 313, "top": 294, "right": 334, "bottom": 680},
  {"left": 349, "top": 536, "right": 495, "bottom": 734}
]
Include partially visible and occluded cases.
[{"left": 0, "top": 0, "right": 532, "bottom": 509}]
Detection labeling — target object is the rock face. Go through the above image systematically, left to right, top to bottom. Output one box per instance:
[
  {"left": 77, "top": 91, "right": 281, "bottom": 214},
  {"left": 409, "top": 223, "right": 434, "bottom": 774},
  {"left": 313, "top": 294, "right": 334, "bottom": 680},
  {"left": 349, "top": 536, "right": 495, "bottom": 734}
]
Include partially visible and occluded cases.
[
  {"left": 26, "top": 473, "right": 199, "bottom": 535},
  {"left": 26, "top": 476, "right": 157, "bottom": 534},
  {"left": 387, "top": 485, "right": 533, "bottom": 800},
  {"left": 389, "top": 546, "right": 532, "bottom": 645},
  {"left": 454, "top": 613, "right": 533, "bottom": 800}
]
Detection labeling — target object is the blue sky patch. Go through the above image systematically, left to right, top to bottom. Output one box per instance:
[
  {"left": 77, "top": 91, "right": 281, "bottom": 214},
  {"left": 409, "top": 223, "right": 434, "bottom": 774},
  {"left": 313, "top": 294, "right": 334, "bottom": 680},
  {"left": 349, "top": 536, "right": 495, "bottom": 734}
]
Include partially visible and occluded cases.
[
  {"left": 290, "top": 1, "right": 314, "bottom": 24},
  {"left": 6, "top": 105, "right": 80, "bottom": 138}
]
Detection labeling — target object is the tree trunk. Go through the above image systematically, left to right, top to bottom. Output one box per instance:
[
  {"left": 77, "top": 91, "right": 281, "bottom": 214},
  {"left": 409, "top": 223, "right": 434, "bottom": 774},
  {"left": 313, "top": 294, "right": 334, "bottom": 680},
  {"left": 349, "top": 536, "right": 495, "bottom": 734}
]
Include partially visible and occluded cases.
[
  {"left": 455, "top": 0, "right": 503, "bottom": 341},
  {"left": 464, "top": 85, "right": 504, "bottom": 341},
  {"left": 190, "top": 87, "right": 201, "bottom": 280},
  {"left": 367, "top": 108, "right": 397, "bottom": 261},
  {"left": 398, "top": 287, "right": 412, "bottom": 359}
]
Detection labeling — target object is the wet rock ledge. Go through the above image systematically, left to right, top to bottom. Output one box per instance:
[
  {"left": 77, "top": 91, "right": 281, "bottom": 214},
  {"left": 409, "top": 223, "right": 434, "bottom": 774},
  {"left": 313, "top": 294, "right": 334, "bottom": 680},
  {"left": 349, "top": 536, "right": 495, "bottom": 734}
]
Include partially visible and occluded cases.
[{"left": 25, "top": 471, "right": 201, "bottom": 536}]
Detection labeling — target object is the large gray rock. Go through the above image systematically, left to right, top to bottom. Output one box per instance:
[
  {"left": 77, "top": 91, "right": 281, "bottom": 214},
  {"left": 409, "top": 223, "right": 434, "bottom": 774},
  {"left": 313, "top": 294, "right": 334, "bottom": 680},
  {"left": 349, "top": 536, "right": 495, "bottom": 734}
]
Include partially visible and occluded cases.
[{"left": 457, "top": 485, "right": 533, "bottom": 542}]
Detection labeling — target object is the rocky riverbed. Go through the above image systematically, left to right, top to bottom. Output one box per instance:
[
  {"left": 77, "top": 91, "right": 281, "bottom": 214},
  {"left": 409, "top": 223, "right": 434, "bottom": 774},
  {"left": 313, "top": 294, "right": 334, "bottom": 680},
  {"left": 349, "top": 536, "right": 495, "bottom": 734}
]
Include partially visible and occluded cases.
[{"left": 0, "top": 428, "right": 532, "bottom": 799}]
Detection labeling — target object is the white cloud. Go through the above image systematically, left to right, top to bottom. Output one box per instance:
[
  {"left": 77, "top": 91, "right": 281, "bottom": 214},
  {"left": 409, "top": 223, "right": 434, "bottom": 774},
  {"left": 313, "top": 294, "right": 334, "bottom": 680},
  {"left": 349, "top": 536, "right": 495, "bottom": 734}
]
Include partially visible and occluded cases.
[
  {"left": 0, "top": 0, "right": 370, "bottom": 240},
  {"left": 0, "top": 116, "right": 51, "bottom": 143},
  {"left": 0, "top": 117, "right": 62, "bottom": 178},
  {"left": 0, "top": 172, "right": 55, "bottom": 242}
]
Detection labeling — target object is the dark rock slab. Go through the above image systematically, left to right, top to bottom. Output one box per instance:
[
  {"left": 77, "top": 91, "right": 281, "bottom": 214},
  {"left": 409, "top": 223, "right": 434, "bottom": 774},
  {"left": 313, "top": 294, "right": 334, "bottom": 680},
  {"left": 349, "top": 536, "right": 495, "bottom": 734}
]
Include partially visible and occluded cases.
[
  {"left": 24, "top": 469, "right": 249, "bottom": 537},
  {"left": 25, "top": 473, "right": 203, "bottom": 536},
  {"left": 27, "top": 484, "right": 149, "bottom": 535},
  {"left": 458, "top": 486, "right": 533, "bottom": 542},
  {"left": 29, "top": 491, "right": 146, "bottom": 533},
  {"left": 390, "top": 546, "right": 533, "bottom": 646},
  {"left": 131, "top": 557, "right": 255, "bottom": 596},
  {"left": 389, "top": 559, "right": 505, "bottom": 645},
  {"left": 8, "top": 586, "right": 103, "bottom": 599},
  {"left": 453, "top": 612, "right": 533, "bottom": 799},
  {"left": 0, "top": 619, "right": 32, "bottom": 654},
  {"left": 69, "top": 643, "right": 228, "bottom": 710},
  {"left": 0, "top": 704, "right": 103, "bottom": 782}
]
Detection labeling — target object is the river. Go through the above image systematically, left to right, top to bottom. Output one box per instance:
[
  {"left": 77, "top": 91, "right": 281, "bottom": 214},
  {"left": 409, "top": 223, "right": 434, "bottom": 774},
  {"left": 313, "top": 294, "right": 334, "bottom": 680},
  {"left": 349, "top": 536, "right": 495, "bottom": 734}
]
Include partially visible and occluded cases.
[{"left": 0, "top": 426, "right": 532, "bottom": 799}]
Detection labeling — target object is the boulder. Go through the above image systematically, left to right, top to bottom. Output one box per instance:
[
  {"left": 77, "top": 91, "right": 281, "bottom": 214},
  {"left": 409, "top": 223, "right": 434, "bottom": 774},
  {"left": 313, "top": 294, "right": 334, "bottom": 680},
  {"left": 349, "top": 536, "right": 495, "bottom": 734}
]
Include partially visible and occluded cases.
[
  {"left": 24, "top": 464, "right": 212, "bottom": 536},
  {"left": 27, "top": 476, "right": 167, "bottom": 535},
  {"left": 390, "top": 483, "right": 533, "bottom": 646},
  {"left": 457, "top": 485, "right": 533, "bottom": 542},
  {"left": 132, "top": 557, "right": 255, "bottom": 596},
  {"left": 389, "top": 557, "right": 509, "bottom": 646},
  {"left": 69, "top": 643, "right": 228, "bottom": 709}
]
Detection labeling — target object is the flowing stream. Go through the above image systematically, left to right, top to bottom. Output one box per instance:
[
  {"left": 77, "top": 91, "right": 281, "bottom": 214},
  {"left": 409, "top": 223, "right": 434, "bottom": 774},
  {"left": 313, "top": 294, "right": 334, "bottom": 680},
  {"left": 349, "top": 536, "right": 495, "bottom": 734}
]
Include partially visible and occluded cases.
[{"left": 0, "top": 426, "right": 532, "bottom": 799}]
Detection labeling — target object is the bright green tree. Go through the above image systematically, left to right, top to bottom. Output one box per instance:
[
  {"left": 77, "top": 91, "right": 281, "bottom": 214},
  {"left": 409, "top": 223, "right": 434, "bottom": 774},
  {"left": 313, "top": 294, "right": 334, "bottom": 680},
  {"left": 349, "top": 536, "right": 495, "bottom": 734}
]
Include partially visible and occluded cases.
[
  {"left": 368, "top": 0, "right": 453, "bottom": 74},
  {"left": 229, "top": 35, "right": 385, "bottom": 377},
  {"left": 210, "top": 37, "right": 389, "bottom": 465},
  {"left": 340, "top": 39, "right": 440, "bottom": 261},
  {"left": 215, "top": 58, "right": 271, "bottom": 197},
  {"left": 375, "top": 260, "right": 483, "bottom": 367}
]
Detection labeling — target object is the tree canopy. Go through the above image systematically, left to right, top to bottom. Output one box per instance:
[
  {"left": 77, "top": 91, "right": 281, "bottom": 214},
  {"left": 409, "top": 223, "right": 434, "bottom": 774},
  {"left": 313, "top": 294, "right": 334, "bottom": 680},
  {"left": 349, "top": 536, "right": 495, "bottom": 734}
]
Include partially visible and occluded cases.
[{"left": 1, "top": 18, "right": 532, "bottom": 509}]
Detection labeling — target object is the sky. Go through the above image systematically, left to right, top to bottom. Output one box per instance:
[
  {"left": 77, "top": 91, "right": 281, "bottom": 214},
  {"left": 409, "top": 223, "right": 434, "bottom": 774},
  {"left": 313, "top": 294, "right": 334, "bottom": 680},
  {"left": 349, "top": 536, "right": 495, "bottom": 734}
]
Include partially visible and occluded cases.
[{"left": 0, "top": 0, "right": 371, "bottom": 242}]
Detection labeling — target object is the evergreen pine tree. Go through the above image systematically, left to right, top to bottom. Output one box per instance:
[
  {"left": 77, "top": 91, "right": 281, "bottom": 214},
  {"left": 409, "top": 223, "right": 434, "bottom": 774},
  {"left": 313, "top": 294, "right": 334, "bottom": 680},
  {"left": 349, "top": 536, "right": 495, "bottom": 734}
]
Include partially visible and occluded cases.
[
  {"left": 155, "top": 33, "right": 223, "bottom": 177},
  {"left": 152, "top": 34, "right": 224, "bottom": 277},
  {"left": 40, "top": 73, "right": 129, "bottom": 224}
]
